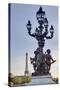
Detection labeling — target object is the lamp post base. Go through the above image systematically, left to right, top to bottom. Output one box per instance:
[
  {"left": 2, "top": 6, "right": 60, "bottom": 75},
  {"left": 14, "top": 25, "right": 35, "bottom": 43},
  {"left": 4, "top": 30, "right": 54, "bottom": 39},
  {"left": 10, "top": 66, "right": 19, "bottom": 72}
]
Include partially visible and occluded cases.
[{"left": 25, "top": 74, "right": 56, "bottom": 86}]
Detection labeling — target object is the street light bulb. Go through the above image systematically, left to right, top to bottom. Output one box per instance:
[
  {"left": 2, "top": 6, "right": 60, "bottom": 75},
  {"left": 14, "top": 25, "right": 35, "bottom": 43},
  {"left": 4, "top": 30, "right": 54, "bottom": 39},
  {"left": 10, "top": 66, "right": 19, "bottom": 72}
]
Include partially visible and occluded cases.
[
  {"left": 36, "top": 7, "right": 45, "bottom": 21},
  {"left": 36, "top": 14, "right": 40, "bottom": 20},
  {"left": 44, "top": 18, "right": 48, "bottom": 27},
  {"left": 26, "top": 20, "right": 31, "bottom": 30},
  {"left": 50, "top": 25, "right": 54, "bottom": 33}
]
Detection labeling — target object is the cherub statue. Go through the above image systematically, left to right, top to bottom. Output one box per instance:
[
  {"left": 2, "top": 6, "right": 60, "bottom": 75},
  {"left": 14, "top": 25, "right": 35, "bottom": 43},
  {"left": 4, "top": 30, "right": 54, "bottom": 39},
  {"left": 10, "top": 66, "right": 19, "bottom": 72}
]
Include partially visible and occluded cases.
[{"left": 45, "top": 49, "right": 56, "bottom": 72}]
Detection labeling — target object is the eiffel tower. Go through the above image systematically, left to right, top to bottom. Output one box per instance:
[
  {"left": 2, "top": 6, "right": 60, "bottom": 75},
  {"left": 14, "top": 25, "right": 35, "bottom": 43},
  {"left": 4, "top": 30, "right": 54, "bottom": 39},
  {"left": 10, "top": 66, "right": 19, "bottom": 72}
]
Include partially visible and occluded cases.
[{"left": 24, "top": 52, "right": 29, "bottom": 76}]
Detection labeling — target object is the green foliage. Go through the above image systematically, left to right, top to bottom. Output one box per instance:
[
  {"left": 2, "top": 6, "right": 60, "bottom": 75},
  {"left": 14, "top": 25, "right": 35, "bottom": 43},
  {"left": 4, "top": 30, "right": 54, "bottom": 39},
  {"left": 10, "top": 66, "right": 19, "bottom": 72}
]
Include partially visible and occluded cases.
[
  {"left": 8, "top": 75, "right": 32, "bottom": 86},
  {"left": 52, "top": 77, "right": 58, "bottom": 84}
]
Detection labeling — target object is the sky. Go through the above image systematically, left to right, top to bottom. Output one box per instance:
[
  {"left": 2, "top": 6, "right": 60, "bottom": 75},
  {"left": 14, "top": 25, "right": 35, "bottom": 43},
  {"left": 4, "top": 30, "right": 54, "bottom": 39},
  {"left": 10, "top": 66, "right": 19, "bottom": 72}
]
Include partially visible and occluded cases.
[{"left": 10, "top": 4, "right": 58, "bottom": 78}]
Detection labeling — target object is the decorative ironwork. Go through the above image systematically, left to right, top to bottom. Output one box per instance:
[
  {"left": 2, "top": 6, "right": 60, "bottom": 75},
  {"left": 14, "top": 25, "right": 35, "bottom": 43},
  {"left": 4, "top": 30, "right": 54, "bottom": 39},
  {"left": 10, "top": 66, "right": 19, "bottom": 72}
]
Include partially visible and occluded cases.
[{"left": 26, "top": 7, "right": 55, "bottom": 76}]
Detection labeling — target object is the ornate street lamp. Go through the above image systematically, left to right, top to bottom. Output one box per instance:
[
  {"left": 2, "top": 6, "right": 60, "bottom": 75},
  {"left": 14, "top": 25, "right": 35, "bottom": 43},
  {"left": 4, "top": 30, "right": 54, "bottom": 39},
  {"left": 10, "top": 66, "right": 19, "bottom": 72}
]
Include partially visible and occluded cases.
[
  {"left": 26, "top": 7, "right": 54, "bottom": 75},
  {"left": 36, "top": 7, "right": 45, "bottom": 24},
  {"left": 44, "top": 18, "right": 48, "bottom": 27},
  {"left": 26, "top": 20, "right": 32, "bottom": 33}
]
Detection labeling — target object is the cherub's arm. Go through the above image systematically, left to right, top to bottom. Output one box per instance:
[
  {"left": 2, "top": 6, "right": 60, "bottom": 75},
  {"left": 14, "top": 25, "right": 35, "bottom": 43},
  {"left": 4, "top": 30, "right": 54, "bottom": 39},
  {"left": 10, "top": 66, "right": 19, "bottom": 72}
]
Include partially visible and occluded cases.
[{"left": 51, "top": 56, "right": 56, "bottom": 62}]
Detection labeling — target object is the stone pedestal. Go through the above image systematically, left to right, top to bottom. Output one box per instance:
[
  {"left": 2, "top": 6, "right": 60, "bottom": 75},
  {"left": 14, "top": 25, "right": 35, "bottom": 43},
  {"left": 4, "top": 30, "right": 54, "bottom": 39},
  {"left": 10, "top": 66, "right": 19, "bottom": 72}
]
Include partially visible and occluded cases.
[{"left": 25, "top": 74, "right": 55, "bottom": 86}]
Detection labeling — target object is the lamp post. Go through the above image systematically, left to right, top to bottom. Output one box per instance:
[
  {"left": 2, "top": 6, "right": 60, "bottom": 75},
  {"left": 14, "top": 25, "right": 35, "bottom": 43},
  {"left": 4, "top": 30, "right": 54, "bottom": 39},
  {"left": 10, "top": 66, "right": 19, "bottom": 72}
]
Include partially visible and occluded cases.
[{"left": 26, "top": 7, "right": 54, "bottom": 75}]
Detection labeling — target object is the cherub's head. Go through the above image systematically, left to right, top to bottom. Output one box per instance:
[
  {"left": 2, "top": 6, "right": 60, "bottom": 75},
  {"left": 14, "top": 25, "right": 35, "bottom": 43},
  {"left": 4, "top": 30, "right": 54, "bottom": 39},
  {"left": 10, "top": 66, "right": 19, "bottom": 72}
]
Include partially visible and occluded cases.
[{"left": 47, "top": 49, "right": 51, "bottom": 54}]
